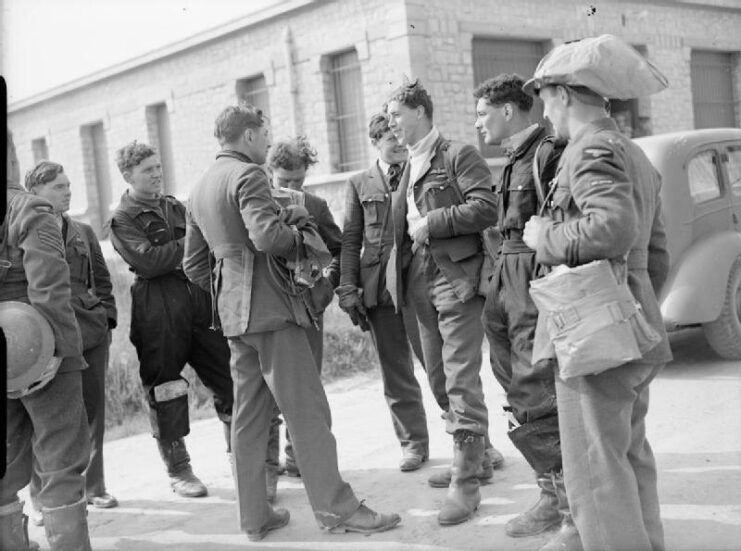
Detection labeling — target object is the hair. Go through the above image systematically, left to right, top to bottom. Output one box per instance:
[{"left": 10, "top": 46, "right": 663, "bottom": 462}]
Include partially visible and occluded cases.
[
  {"left": 473, "top": 74, "right": 533, "bottom": 112},
  {"left": 385, "top": 78, "right": 434, "bottom": 120},
  {"left": 214, "top": 104, "right": 264, "bottom": 146},
  {"left": 368, "top": 113, "right": 392, "bottom": 142},
  {"left": 267, "top": 136, "right": 318, "bottom": 171},
  {"left": 115, "top": 141, "right": 157, "bottom": 174},
  {"left": 25, "top": 160, "right": 64, "bottom": 190}
]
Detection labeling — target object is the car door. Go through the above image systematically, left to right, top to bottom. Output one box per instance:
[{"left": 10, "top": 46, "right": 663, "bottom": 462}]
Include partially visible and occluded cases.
[
  {"left": 720, "top": 141, "right": 741, "bottom": 231},
  {"left": 686, "top": 146, "right": 734, "bottom": 244}
]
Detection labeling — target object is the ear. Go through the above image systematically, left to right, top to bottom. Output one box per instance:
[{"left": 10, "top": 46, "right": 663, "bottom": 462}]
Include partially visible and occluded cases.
[
  {"left": 557, "top": 85, "right": 571, "bottom": 106},
  {"left": 503, "top": 103, "right": 513, "bottom": 120},
  {"left": 122, "top": 171, "right": 133, "bottom": 185}
]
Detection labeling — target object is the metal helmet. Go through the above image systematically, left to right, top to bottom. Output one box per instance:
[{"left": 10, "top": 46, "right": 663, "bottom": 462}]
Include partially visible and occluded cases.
[{"left": 1, "top": 301, "right": 61, "bottom": 398}]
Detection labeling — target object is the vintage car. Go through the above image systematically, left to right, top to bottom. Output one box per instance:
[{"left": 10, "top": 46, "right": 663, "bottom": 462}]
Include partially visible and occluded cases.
[{"left": 635, "top": 128, "right": 741, "bottom": 360}]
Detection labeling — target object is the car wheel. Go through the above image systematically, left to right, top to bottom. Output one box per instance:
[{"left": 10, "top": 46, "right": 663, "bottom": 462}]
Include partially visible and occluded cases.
[{"left": 703, "top": 255, "right": 741, "bottom": 360}]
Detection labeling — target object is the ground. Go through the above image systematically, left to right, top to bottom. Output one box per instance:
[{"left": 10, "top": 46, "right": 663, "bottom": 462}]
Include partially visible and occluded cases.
[{"left": 24, "top": 328, "right": 741, "bottom": 550}]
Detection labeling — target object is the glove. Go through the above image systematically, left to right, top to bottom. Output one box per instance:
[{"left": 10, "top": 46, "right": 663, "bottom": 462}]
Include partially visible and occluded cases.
[
  {"left": 280, "top": 204, "right": 313, "bottom": 229},
  {"left": 335, "top": 284, "right": 370, "bottom": 331}
]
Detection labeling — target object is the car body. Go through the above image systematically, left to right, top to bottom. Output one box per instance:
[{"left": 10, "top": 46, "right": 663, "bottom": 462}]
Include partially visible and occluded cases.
[{"left": 635, "top": 128, "right": 741, "bottom": 359}]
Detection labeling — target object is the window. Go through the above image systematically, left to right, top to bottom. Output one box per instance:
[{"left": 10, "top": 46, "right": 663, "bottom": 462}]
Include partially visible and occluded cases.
[
  {"left": 472, "top": 38, "right": 547, "bottom": 157},
  {"left": 609, "top": 46, "right": 653, "bottom": 139},
  {"left": 328, "top": 49, "right": 367, "bottom": 172},
  {"left": 691, "top": 50, "right": 737, "bottom": 129},
  {"left": 236, "top": 74, "right": 270, "bottom": 119},
  {"left": 146, "top": 103, "right": 176, "bottom": 195},
  {"left": 80, "top": 122, "right": 111, "bottom": 234},
  {"left": 31, "top": 137, "right": 48, "bottom": 163},
  {"left": 723, "top": 145, "right": 741, "bottom": 196},
  {"left": 688, "top": 150, "right": 722, "bottom": 203}
]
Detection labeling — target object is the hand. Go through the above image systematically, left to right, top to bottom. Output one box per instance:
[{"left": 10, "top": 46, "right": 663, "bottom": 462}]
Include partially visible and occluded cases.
[
  {"left": 281, "top": 204, "right": 312, "bottom": 228},
  {"left": 523, "top": 215, "right": 549, "bottom": 250},
  {"left": 410, "top": 217, "right": 429, "bottom": 248},
  {"left": 335, "top": 284, "right": 370, "bottom": 331}
]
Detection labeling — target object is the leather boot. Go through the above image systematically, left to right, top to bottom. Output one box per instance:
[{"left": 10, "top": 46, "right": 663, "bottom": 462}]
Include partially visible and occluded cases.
[
  {"left": 223, "top": 420, "right": 232, "bottom": 455},
  {"left": 437, "top": 430, "right": 483, "bottom": 525},
  {"left": 157, "top": 438, "right": 208, "bottom": 497},
  {"left": 428, "top": 445, "right": 500, "bottom": 488},
  {"left": 539, "top": 472, "right": 583, "bottom": 551},
  {"left": 506, "top": 473, "right": 561, "bottom": 537},
  {"left": 43, "top": 497, "right": 92, "bottom": 551},
  {"left": 0, "top": 501, "right": 40, "bottom": 551}
]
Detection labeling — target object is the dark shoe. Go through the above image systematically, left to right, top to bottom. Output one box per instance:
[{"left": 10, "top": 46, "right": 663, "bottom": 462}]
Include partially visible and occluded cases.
[
  {"left": 438, "top": 431, "right": 483, "bottom": 526},
  {"left": 399, "top": 450, "right": 428, "bottom": 472},
  {"left": 170, "top": 466, "right": 208, "bottom": 498},
  {"left": 266, "top": 467, "right": 279, "bottom": 503},
  {"left": 505, "top": 476, "right": 561, "bottom": 537},
  {"left": 87, "top": 493, "right": 119, "bottom": 509},
  {"left": 43, "top": 497, "right": 92, "bottom": 551},
  {"left": 0, "top": 501, "right": 40, "bottom": 550},
  {"left": 328, "top": 503, "right": 401, "bottom": 534},
  {"left": 246, "top": 507, "right": 290, "bottom": 541},
  {"left": 539, "top": 515, "right": 583, "bottom": 551}
]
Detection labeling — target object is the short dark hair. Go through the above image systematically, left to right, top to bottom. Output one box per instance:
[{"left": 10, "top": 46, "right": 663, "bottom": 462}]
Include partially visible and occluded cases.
[
  {"left": 473, "top": 74, "right": 533, "bottom": 112},
  {"left": 385, "top": 78, "right": 434, "bottom": 120},
  {"left": 214, "top": 104, "right": 264, "bottom": 145},
  {"left": 368, "top": 113, "right": 392, "bottom": 142},
  {"left": 267, "top": 136, "right": 318, "bottom": 171},
  {"left": 116, "top": 141, "right": 157, "bottom": 174},
  {"left": 25, "top": 160, "right": 64, "bottom": 190}
]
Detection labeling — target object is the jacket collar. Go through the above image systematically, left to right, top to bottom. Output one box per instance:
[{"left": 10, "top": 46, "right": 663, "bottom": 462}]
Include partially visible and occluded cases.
[
  {"left": 570, "top": 117, "right": 619, "bottom": 146},
  {"left": 216, "top": 149, "right": 256, "bottom": 164}
]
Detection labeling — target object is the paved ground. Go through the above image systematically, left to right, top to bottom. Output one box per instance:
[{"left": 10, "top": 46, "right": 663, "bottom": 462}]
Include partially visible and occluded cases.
[{"left": 23, "top": 328, "right": 741, "bottom": 550}]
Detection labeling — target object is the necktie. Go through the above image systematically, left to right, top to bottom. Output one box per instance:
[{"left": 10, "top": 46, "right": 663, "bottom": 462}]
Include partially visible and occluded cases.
[{"left": 387, "top": 163, "right": 402, "bottom": 191}]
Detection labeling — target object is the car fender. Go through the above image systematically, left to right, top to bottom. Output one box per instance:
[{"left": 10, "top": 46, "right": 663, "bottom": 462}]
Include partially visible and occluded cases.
[{"left": 659, "top": 231, "right": 741, "bottom": 326}]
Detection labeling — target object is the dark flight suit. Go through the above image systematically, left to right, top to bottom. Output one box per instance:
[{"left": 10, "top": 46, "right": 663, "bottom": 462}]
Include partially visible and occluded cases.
[
  {"left": 534, "top": 118, "right": 673, "bottom": 551},
  {"left": 109, "top": 190, "right": 232, "bottom": 442}
]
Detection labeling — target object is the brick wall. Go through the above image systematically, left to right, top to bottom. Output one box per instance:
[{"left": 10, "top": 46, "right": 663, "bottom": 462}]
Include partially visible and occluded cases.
[{"left": 8, "top": 0, "right": 741, "bottom": 233}]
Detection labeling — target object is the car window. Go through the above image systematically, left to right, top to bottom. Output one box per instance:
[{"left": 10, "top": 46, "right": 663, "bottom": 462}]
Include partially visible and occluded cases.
[
  {"left": 723, "top": 145, "right": 741, "bottom": 196},
  {"left": 688, "top": 150, "right": 722, "bottom": 203}
]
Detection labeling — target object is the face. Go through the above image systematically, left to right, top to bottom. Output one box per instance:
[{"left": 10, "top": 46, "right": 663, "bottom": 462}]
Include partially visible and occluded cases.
[
  {"left": 540, "top": 86, "right": 570, "bottom": 140},
  {"left": 474, "top": 98, "right": 510, "bottom": 145},
  {"left": 386, "top": 100, "right": 425, "bottom": 147},
  {"left": 245, "top": 124, "right": 272, "bottom": 165},
  {"left": 374, "top": 130, "right": 408, "bottom": 164},
  {"left": 125, "top": 155, "right": 162, "bottom": 198},
  {"left": 271, "top": 166, "right": 307, "bottom": 191},
  {"left": 33, "top": 172, "right": 72, "bottom": 213}
]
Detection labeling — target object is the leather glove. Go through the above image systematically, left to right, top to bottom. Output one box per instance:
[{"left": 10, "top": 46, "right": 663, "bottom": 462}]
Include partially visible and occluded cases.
[{"left": 335, "top": 284, "right": 370, "bottom": 331}]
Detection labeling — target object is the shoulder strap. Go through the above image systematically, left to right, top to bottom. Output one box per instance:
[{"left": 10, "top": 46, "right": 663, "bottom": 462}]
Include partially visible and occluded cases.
[
  {"left": 532, "top": 136, "right": 566, "bottom": 216},
  {"left": 440, "top": 140, "right": 466, "bottom": 204},
  {"left": 75, "top": 220, "right": 97, "bottom": 295}
]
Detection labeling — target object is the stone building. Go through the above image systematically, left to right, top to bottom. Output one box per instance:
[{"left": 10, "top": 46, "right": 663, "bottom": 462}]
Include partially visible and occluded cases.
[{"left": 8, "top": 0, "right": 741, "bottom": 234}]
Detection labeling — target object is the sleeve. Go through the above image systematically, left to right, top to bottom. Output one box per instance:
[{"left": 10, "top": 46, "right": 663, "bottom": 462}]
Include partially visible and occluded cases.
[
  {"left": 536, "top": 137, "right": 638, "bottom": 267},
  {"left": 427, "top": 143, "right": 498, "bottom": 238},
  {"left": 236, "top": 165, "right": 301, "bottom": 258},
  {"left": 339, "top": 178, "right": 364, "bottom": 288},
  {"left": 647, "top": 180, "right": 670, "bottom": 294},
  {"left": 313, "top": 195, "right": 342, "bottom": 287},
  {"left": 18, "top": 200, "right": 83, "bottom": 361},
  {"left": 183, "top": 207, "right": 213, "bottom": 293},
  {"left": 109, "top": 210, "right": 184, "bottom": 278},
  {"left": 86, "top": 224, "right": 117, "bottom": 328}
]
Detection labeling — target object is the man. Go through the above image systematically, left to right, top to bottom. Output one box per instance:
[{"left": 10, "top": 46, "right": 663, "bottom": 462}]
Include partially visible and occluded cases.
[
  {"left": 522, "top": 34, "right": 672, "bottom": 551},
  {"left": 473, "top": 74, "right": 565, "bottom": 539},
  {"left": 384, "top": 79, "right": 498, "bottom": 526},
  {"left": 182, "top": 104, "right": 400, "bottom": 541},
  {"left": 336, "top": 113, "right": 436, "bottom": 473},
  {"left": 1, "top": 129, "right": 92, "bottom": 550},
  {"left": 109, "top": 141, "right": 233, "bottom": 498},
  {"left": 26, "top": 160, "right": 119, "bottom": 523}
]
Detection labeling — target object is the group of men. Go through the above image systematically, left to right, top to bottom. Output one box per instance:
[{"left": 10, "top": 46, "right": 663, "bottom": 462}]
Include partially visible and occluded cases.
[{"left": 3, "top": 34, "right": 671, "bottom": 551}]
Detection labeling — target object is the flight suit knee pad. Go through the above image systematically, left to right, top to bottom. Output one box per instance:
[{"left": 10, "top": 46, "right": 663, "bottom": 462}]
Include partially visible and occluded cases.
[{"left": 148, "top": 379, "right": 190, "bottom": 441}]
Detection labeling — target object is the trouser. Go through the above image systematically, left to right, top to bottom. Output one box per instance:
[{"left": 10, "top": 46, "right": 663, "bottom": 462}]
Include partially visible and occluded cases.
[
  {"left": 406, "top": 249, "right": 488, "bottom": 435},
  {"left": 483, "top": 250, "right": 560, "bottom": 472},
  {"left": 130, "top": 274, "right": 233, "bottom": 436},
  {"left": 367, "top": 303, "right": 429, "bottom": 455},
  {"left": 229, "top": 325, "right": 360, "bottom": 533},
  {"left": 556, "top": 361, "right": 665, "bottom": 551},
  {"left": 3, "top": 371, "right": 89, "bottom": 510}
]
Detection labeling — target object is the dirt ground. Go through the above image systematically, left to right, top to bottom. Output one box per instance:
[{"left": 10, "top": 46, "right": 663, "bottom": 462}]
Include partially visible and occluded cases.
[{"left": 22, "top": 328, "right": 741, "bottom": 550}]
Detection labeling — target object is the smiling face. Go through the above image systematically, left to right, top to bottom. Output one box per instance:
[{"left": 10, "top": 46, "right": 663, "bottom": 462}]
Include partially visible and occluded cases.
[
  {"left": 474, "top": 98, "right": 510, "bottom": 146},
  {"left": 386, "top": 100, "right": 428, "bottom": 147},
  {"left": 373, "top": 130, "right": 408, "bottom": 164},
  {"left": 124, "top": 154, "right": 162, "bottom": 198},
  {"left": 33, "top": 172, "right": 72, "bottom": 213}
]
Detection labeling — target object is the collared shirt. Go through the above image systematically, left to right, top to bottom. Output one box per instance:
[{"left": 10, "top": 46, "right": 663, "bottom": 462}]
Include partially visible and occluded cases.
[
  {"left": 500, "top": 123, "right": 539, "bottom": 156},
  {"left": 406, "top": 126, "right": 440, "bottom": 239}
]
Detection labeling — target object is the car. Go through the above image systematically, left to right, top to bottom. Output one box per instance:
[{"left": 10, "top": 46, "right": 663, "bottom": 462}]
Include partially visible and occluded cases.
[{"left": 634, "top": 128, "right": 741, "bottom": 360}]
